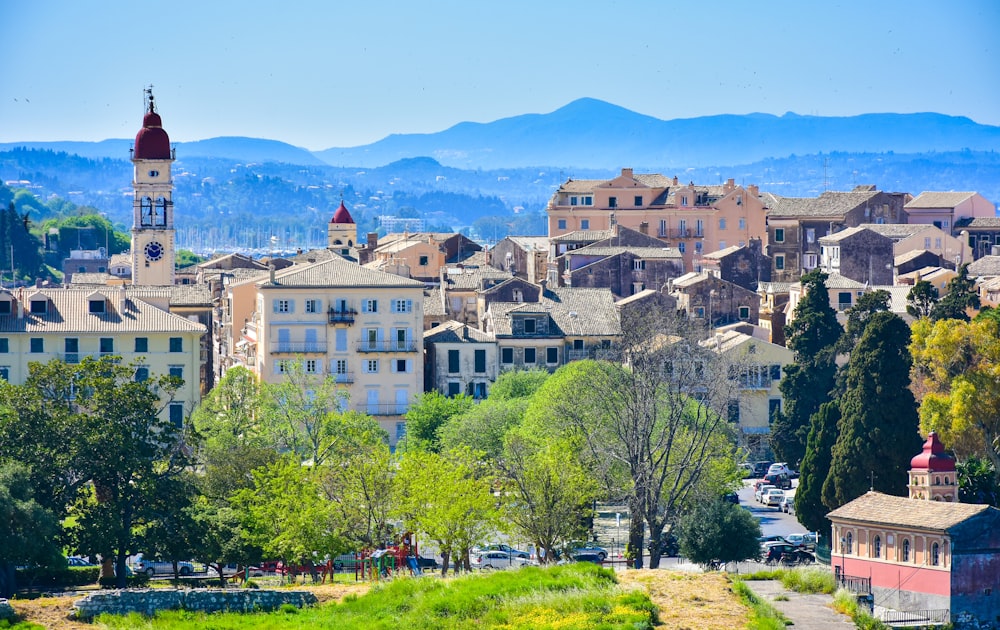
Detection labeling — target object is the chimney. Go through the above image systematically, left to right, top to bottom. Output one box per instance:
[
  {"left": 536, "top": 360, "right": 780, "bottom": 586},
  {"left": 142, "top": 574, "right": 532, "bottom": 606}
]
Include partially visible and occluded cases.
[
  {"left": 621, "top": 167, "right": 633, "bottom": 179},
  {"left": 672, "top": 176, "right": 679, "bottom": 186},
  {"left": 724, "top": 178, "right": 735, "bottom": 193},
  {"left": 748, "top": 184, "right": 759, "bottom": 197},
  {"left": 639, "top": 222, "right": 649, "bottom": 235},
  {"left": 367, "top": 232, "right": 378, "bottom": 249},
  {"left": 269, "top": 264, "right": 275, "bottom": 284}
]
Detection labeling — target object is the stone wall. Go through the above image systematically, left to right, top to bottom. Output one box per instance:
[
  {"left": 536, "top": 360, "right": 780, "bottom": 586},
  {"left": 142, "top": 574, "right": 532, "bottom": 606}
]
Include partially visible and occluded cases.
[{"left": 72, "top": 588, "right": 318, "bottom": 620}]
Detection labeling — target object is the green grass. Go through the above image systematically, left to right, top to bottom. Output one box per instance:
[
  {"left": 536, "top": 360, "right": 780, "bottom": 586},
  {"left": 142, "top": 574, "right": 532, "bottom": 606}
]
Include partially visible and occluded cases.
[
  {"left": 94, "top": 563, "right": 657, "bottom": 630},
  {"left": 739, "top": 567, "right": 837, "bottom": 594},
  {"left": 730, "top": 579, "right": 790, "bottom": 630},
  {"left": 832, "top": 589, "right": 891, "bottom": 630}
]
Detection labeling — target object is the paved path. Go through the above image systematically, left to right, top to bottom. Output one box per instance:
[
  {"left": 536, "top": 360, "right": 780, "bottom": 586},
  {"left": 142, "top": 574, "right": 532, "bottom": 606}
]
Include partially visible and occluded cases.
[{"left": 747, "top": 580, "right": 855, "bottom": 629}]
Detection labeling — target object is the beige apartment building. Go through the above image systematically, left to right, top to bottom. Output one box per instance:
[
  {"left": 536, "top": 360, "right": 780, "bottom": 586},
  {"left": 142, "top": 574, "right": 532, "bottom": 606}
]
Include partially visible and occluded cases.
[
  {"left": 546, "top": 168, "right": 766, "bottom": 271},
  {"left": 242, "top": 257, "right": 424, "bottom": 447},
  {"left": 0, "top": 287, "right": 205, "bottom": 426}
]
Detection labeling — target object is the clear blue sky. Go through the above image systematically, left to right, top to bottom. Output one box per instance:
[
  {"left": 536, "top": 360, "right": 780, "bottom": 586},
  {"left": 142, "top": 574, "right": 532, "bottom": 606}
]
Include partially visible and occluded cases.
[{"left": 2, "top": 0, "right": 998, "bottom": 151}]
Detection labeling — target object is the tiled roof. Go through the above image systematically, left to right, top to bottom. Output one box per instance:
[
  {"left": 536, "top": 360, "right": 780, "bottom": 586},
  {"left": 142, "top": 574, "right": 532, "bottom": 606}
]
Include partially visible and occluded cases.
[
  {"left": 557, "top": 179, "right": 605, "bottom": 194},
  {"left": 764, "top": 190, "right": 880, "bottom": 218},
  {"left": 905, "top": 192, "right": 976, "bottom": 209},
  {"left": 962, "top": 217, "right": 1000, "bottom": 228},
  {"left": 858, "top": 223, "right": 931, "bottom": 239},
  {"left": 818, "top": 226, "right": 870, "bottom": 243},
  {"left": 550, "top": 230, "right": 615, "bottom": 243},
  {"left": 503, "top": 236, "right": 550, "bottom": 252},
  {"left": 570, "top": 245, "right": 682, "bottom": 259},
  {"left": 702, "top": 245, "right": 743, "bottom": 259},
  {"left": 288, "top": 248, "right": 342, "bottom": 265},
  {"left": 894, "top": 249, "right": 936, "bottom": 266},
  {"left": 109, "top": 253, "right": 131, "bottom": 267},
  {"left": 967, "top": 256, "right": 1000, "bottom": 278},
  {"left": 260, "top": 257, "right": 424, "bottom": 289},
  {"left": 442, "top": 265, "right": 511, "bottom": 290},
  {"left": 897, "top": 266, "right": 950, "bottom": 282},
  {"left": 202, "top": 267, "right": 270, "bottom": 283},
  {"left": 69, "top": 272, "right": 111, "bottom": 285},
  {"left": 671, "top": 272, "right": 709, "bottom": 288},
  {"left": 823, "top": 273, "right": 867, "bottom": 289},
  {"left": 758, "top": 282, "right": 794, "bottom": 294},
  {"left": 168, "top": 284, "right": 213, "bottom": 306},
  {"left": 0, "top": 288, "right": 206, "bottom": 334},
  {"left": 487, "top": 288, "right": 621, "bottom": 338},
  {"left": 615, "top": 289, "right": 659, "bottom": 306},
  {"left": 422, "top": 290, "right": 446, "bottom": 317},
  {"left": 424, "top": 320, "right": 495, "bottom": 344},
  {"left": 827, "top": 491, "right": 991, "bottom": 532}
]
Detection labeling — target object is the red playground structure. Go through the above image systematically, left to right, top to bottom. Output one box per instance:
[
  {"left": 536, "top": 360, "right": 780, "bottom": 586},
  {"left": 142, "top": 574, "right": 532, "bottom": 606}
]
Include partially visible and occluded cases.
[{"left": 356, "top": 531, "right": 424, "bottom": 581}]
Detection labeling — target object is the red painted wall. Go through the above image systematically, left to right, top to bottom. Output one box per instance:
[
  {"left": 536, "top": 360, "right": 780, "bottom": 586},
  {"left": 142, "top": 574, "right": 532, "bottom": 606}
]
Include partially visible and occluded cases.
[{"left": 835, "top": 556, "right": 951, "bottom": 596}]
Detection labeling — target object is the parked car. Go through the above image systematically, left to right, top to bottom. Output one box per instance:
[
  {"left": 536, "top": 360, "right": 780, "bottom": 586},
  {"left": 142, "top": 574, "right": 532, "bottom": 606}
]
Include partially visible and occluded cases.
[
  {"left": 751, "top": 461, "right": 774, "bottom": 478},
  {"left": 738, "top": 463, "right": 754, "bottom": 478},
  {"left": 767, "top": 463, "right": 792, "bottom": 477},
  {"left": 763, "top": 472, "right": 792, "bottom": 490},
  {"left": 755, "top": 484, "right": 776, "bottom": 503},
  {"left": 764, "top": 488, "right": 785, "bottom": 507},
  {"left": 723, "top": 492, "right": 740, "bottom": 504},
  {"left": 780, "top": 495, "right": 794, "bottom": 513},
  {"left": 654, "top": 533, "right": 680, "bottom": 557},
  {"left": 785, "top": 533, "right": 816, "bottom": 551},
  {"left": 758, "top": 535, "right": 790, "bottom": 548},
  {"left": 475, "top": 543, "right": 530, "bottom": 559},
  {"left": 570, "top": 543, "right": 608, "bottom": 561},
  {"left": 763, "top": 543, "right": 814, "bottom": 566},
  {"left": 471, "top": 551, "right": 532, "bottom": 570},
  {"left": 332, "top": 553, "right": 361, "bottom": 571},
  {"left": 412, "top": 554, "right": 439, "bottom": 569},
  {"left": 66, "top": 556, "right": 96, "bottom": 567},
  {"left": 135, "top": 556, "right": 195, "bottom": 577}
]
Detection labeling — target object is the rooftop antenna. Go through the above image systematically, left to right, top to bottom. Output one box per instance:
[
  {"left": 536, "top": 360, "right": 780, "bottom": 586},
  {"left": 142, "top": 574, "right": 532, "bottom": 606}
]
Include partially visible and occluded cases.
[{"left": 144, "top": 85, "right": 156, "bottom": 114}]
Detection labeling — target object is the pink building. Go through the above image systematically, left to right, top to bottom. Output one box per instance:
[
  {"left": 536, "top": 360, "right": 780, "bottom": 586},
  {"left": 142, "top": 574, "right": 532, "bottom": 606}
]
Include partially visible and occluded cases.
[{"left": 827, "top": 433, "right": 1000, "bottom": 627}]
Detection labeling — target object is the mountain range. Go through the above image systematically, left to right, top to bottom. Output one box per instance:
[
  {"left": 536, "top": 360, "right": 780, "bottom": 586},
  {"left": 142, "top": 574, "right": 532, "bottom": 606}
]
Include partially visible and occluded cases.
[{"left": 4, "top": 98, "right": 999, "bottom": 171}]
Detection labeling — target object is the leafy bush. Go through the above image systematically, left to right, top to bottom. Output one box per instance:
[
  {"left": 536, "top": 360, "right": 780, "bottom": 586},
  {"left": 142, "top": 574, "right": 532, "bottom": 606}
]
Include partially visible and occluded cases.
[
  {"left": 15, "top": 566, "right": 99, "bottom": 588},
  {"left": 779, "top": 568, "right": 835, "bottom": 594},
  {"left": 98, "top": 573, "right": 150, "bottom": 589},
  {"left": 730, "top": 579, "right": 789, "bottom": 630}
]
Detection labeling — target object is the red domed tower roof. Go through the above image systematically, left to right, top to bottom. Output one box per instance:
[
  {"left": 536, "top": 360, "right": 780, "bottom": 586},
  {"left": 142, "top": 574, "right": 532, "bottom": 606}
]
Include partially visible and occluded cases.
[
  {"left": 133, "top": 90, "right": 171, "bottom": 160},
  {"left": 331, "top": 201, "right": 354, "bottom": 224},
  {"left": 910, "top": 432, "right": 955, "bottom": 472}
]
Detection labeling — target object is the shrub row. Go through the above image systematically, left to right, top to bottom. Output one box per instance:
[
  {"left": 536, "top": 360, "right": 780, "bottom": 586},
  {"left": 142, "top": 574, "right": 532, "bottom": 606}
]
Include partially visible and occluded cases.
[{"left": 15, "top": 566, "right": 100, "bottom": 589}]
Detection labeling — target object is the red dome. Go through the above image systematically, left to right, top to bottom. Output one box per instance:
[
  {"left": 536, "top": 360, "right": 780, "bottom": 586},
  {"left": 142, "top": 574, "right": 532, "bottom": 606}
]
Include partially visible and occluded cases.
[
  {"left": 134, "top": 110, "right": 171, "bottom": 160},
  {"left": 331, "top": 201, "right": 354, "bottom": 224},
  {"left": 910, "top": 432, "right": 955, "bottom": 472}
]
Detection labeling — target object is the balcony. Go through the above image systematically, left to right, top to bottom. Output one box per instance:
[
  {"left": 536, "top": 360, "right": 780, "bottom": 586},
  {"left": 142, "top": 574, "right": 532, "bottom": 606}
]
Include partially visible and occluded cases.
[
  {"left": 672, "top": 228, "right": 691, "bottom": 238},
  {"left": 328, "top": 308, "right": 357, "bottom": 325},
  {"left": 357, "top": 340, "right": 418, "bottom": 353},
  {"left": 270, "top": 342, "right": 325, "bottom": 354},
  {"left": 566, "top": 349, "right": 589, "bottom": 361},
  {"left": 332, "top": 372, "right": 354, "bottom": 384},
  {"left": 355, "top": 403, "right": 409, "bottom": 416}
]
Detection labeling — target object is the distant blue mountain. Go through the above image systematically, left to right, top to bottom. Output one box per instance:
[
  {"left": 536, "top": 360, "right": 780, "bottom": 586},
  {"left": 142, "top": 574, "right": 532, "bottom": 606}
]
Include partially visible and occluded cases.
[{"left": 315, "top": 98, "right": 1000, "bottom": 169}]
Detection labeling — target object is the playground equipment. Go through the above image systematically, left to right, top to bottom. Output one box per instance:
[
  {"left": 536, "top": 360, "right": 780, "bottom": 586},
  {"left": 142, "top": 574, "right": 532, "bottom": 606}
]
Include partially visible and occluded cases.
[{"left": 356, "top": 531, "right": 424, "bottom": 581}]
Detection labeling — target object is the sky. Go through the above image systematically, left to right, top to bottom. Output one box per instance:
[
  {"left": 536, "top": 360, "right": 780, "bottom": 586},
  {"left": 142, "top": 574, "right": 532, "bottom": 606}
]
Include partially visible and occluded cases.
[{"left": 2, "top": 0, "right": 998, "bottom": 151}]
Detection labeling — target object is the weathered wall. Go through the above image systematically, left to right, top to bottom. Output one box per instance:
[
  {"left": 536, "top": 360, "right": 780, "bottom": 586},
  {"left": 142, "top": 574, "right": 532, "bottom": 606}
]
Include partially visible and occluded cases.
[{"left": 72, "top": 589, "right": 318, "bottom": 620}]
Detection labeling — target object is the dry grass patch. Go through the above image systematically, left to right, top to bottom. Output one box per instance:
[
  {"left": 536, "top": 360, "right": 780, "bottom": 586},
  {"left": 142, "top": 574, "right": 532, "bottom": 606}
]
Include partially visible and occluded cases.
[
  {"left": 617, "top": 570, "right": 747, "bottom": 629},
  {"left": 299, "top": 581, "right": 369, "bottom": 604},
  {"left": 9, "top": 594, "right": 90, "bottom": 630}
]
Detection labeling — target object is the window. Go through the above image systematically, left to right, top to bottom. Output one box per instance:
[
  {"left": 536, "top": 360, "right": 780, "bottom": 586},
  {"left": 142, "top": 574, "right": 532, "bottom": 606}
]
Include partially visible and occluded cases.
[
  {"left": 634, "top": 195, "right": 642, "bottom": 206},
  {"left": 681, "top": 195, "right": 688, "bottom": 207},
  {"left": 569, "top": 196, "right": 578, "bottom": 206},
  {"left": 582, "top": 196, "right": 593, "bottom": 205},
  {"left": 608, "top": 196, "right": 617, "bottom": 208},
  {"left": 719, "top": 218, "right": 727, "bottom": 230},
  {"left": 739, "top": 218, "right": 746, "bottom": 230},
  {"left": 557, "top": 219, "right": 567, "bottom": 230},
  {"left": 580, "top": 219, "right": 590, "bottom": 230},
  {"left": 659, "top": 219, "right": 667, "bottom": 237},
  {"left": 774, "top": 228, "right": 785, "bottom": 243},
  {"left": 806, "top": 228, "right": 815, "bottom": 243},
  {"left": 924, "top": 237, "right": 932, "bottom": 249},
  {"left": 935, "top": 237, "right": 942, "bottom": 249},
  {"left": 719, "top": 241, "right": 726, "bottom": 250},
  {"left": 678, "top": 242, "right": 686, "bottom": 253},
  {"left": 695, "top": 242, "right": 703, "bottom": 254},
  {"left": 803, "top": 253, "right": 818, "bottom": 269},
  {"left": 419, "top": 255, "right": 429, "bottom": 266},
  {"left": 775, "top": 255, "right": 785, "bottom": 270},
  {"left": 633, "top": 259, "right": 646, "bottom": 270},
  {"left": 513, "top": 289, "right": 523, "bottom": 303},
  {"left": 838, "top": 292, "right": 852, "bottom": 310},
  {"left": 30, "top": 299, "right": 46, "bottom": 314},
  {"left": 89, "top": 299, "right": 106, "bottom": 314},
  {"left": 274, "top": 299, "right": 291, "bottom": 313},
  {"left": 305, "top": 299, "right": 321, "bottom": 313},
  {"left": 362, "top": 299, "right": 378, "bottom": 313},
  {"left": 392, "top": 299, "right": 413, "bottom": 313},
  {"left": 0, "top": 301, "right": 9, "bottom": 314},
  {"left": 739, "top": 306, "right": 750, "bottom": 320},
  {"left": 523, "top": 318, "right": 536, "bottom": 333},
  {"left": 364, "top": 328, "right": 379, "bottom": 350},
  {"left": 394, "top": 328, "right": 409, "bottom": 350},
  {"left": 335, "top": 329, "right": 347, "bottom": 352},
  {"left": 96, "top": 337, "right": 112, "bottom": 355},
  {"left": 135, "top": 337, "right": 148, "bottom": 353},
  {"left": 169, "top": 337, "right": 183, "bottom": 352},
  {"left": 0, "top": 338, "right": 6, "bottom": 353},
  {"left": 30, "top": 338, "right": 43, "bottom": 353},
  {"left": 64, "top": 338, "right": 79, "bottom": 362},
  {"left": 546, "top": 347, "right": 558, "bottom": 364},
  {"left": 501, "top": 348, "right": 513, "bottom": 364},
  {"left": 524, "top": 348, "right": 536, "bottom": 364},
  {"left": 448, "top": 349, "right": 460, "bottom": 374},
  {"left": 474, "top": 349, "right": 486, "bottom": 373},
  {"left": 334, "top": 359, "right": 348, "bottom": 375},
  {"left": 365, "top": 359, "right": 379, "bottom": 373},
  {"left": 393, "top": 359, "right": 410, "bottom": 373},
  {"left": 275, "top": 360, "right": 289, "bottom": 374},
  {"left": 304, "top": 360, "right": 318, "bottom": 373},
  {"left": 169, "top": 365, "right": 183, "bottom": 380},
  {"left": 0, "top": 366, "right": 8, "bottom": 381},
  {"left": 134, "top": 366, "right": 149, "bottom": 382},
  {"left": 447, "top": 382, "right": 461, "bottom": 397},
  {"left": 472, "top": 382, "right": 487, "bottom": 399},
  {"left": 727, "top": 400, "right": 740, "bottom": 423},
  {"left": 169, "top": 403, "right": 184, "bottom": 428},
  {"left": 396, "top": 421, "right": 407, "bottom": 441},
  {"left": 844, "top": 532, "right": 853, "bottom": 554},
  {"left": 873, "top": 536, "right": 881, "bottom": 558},
  {"left": 902, "top": 539, "right": 910, "bottom": 562},
  {"left": 931, "top": 542, "right": 940, "bottom": 566}
]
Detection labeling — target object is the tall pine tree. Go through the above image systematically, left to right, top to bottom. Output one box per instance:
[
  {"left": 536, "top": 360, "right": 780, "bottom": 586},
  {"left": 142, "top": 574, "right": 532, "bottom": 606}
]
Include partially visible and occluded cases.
[
  {"left": 772, "top": 270, "right": 841, "bottom": 466},
  {"left": 823, "top": 312, "right": 922, "bottom": 509},
  {"left": 795, "top": 400, "right": 839, "bottom": 536}
]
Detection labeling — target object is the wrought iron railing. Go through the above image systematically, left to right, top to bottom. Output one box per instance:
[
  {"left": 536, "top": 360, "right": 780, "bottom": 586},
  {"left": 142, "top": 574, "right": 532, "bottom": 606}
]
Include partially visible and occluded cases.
[{"left": 357, "top": 341, "right": 418, "bottom": 353}]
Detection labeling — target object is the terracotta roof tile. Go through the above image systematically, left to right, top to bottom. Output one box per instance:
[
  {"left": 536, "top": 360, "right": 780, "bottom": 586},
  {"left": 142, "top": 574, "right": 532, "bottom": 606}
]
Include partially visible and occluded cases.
[{"left": 827, "top": 491, "right": 991, "bottom": 532}]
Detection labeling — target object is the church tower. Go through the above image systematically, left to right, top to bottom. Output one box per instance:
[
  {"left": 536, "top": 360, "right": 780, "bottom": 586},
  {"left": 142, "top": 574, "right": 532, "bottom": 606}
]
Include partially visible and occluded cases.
[
  {"left": 131, "top": 88, "right": 176, "bottom": 286},
  {"left": 327, "top": 200, "right": 356, "bottom": 256},
  {"left": 908, "top": 432, "right": 958, "bottom": 502}
]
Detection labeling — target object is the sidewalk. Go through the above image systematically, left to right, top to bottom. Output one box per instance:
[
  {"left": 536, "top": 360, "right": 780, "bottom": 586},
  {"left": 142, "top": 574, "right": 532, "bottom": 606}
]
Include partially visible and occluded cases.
[{"left": 747, "top": 580, "right": 855, "bottom": 629}]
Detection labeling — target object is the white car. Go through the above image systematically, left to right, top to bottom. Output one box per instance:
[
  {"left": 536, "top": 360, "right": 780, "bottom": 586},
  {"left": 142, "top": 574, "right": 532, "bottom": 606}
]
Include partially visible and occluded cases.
[
  {"left": 767, "top": 462, "right": 792, "bottom": 477},
  {"left": 755, "top": 484, "right": 776, "bottom": 503},
  {"left": 764, "top": 488, "right": 785, "bottom": 507},
  {"left": 780, "top": 495, "right": 794, "bottom": 513},
  {"left": 471, "top": 551, "right": 534, "bottom": 570},
  {"left": 135, "top": 556, "right": 195, "bottom": 577}
]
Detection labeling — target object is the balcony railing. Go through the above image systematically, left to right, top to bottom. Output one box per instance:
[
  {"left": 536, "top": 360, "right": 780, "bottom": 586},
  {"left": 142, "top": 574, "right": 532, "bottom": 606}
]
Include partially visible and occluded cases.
[
  {"left": 672, "top": 228, "right": 691, "bottom": 238},
  {"left": 328, "top": 308, "right": 357, "bottom": 324},
  {"left": 357, "top": 341, "right": 418, "bottom": 353},
  {"left": 270, "top": 342, "right": 326, "bottom": 354},
  {"left": 566, "top": 349, "right": 589, "bottom": 361},
  {"left": 332, "top": 372, "right": 354, "bottom": 384},
  {"left": 355, "top": 403, "right": 410, "bottom": 416}
]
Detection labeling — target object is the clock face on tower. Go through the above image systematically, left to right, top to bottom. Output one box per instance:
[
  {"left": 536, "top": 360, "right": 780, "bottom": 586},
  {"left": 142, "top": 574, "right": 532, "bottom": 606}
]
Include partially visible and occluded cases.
[{"left": 144, "top": 241, "right": 164, "bottom": 262}]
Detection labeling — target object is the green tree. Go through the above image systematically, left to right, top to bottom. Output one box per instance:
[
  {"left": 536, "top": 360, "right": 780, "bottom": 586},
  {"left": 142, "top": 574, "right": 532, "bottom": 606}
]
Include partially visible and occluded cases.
[
  {"left": 0, "top": 201, "right": 45, "bottom": 282},
  {"left": 176, "top": 249, "right": 206, "bottom": 269},
  {"left": 930, "top": 263, "right": 980, "bottom": 322},
  {"left": 773, "top": 270, "right": 842, "bottom": 467},
  {"left": 906, "top": 279, "right": 939, "bottom": 319},
  {"left": 823, "top": 312, "right": 921, "bottom": 510},
  {"left": 487, "top": 369, "right": 550, "bottom": 401},
  {"left": 403, "top": 390, "right": 474, "bottom": 452},
  {"left": 439, "top": 397, "right": 527, "bottom": 460},
  {"left": 794, "top": 401, "right": 839, "bottom": 536},
  {"left": 393, "top": 448, "right": 498, "bottom": 576},
  {"left": 956, "top": 457, "right": 1000, "bottom": 506},
  {"left": 0, "top": 461, "right": 62, "bottom": 598},
  {"left": 187, "top": 500, "right": 263, "bottom": 586},
  {"left": 676, "top": 500, "right": 762, "bottom": 570}
]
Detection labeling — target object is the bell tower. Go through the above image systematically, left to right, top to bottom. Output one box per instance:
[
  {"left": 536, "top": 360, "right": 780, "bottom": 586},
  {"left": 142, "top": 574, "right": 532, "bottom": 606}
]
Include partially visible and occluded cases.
[
  {"left": 131, "top": 87, "right": 176, "bottom": 286},
  {"left": 327, "top": 200, "right": 356, "bottom": 257},
  {"left": 908, "top": 432, "right": 958, "bottom": 502}
]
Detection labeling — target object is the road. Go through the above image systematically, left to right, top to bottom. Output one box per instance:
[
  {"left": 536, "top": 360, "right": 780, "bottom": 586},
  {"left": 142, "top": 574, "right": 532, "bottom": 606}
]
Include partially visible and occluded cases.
[{"left": 737, "top": 478, "right": 813, "bottom": 540}]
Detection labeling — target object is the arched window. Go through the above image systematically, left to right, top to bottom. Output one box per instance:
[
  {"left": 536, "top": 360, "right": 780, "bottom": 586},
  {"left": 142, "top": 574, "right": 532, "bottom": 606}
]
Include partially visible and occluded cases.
[
  {"left": 140, "top": 196, "right": 153, "bottom": 226},
  {"left": 154, "top": 197, "right": 167, "bottom": 226},
  {"left": 935, "top": 476, "right": 940, "bottom": 485},
  {"left": 844, "top": 532, "right": 853, "bottom": 554},
  {"left": 873, "top": 536, "right": 881, "bottom": 558},
  {"left": 902, "top": 539, "right": 911, "bottom": 562},
  {"left": 931, "top": 543, "right": 940, "bottom": 566}
]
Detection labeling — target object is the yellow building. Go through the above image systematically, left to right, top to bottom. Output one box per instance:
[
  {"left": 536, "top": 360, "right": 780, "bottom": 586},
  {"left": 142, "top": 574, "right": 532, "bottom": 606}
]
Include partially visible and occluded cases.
[
  {"left": 243, "top": 257, "right": 424, "bottom": 447},
  {"left": 0, "top": 287, "right": 206, "bottom": 425}
]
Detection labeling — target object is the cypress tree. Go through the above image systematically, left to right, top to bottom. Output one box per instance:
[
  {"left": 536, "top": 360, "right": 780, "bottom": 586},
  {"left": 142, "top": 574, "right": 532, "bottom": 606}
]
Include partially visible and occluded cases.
[{"left": 794, "top": 400, "right": 839, "bottom": 536}]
